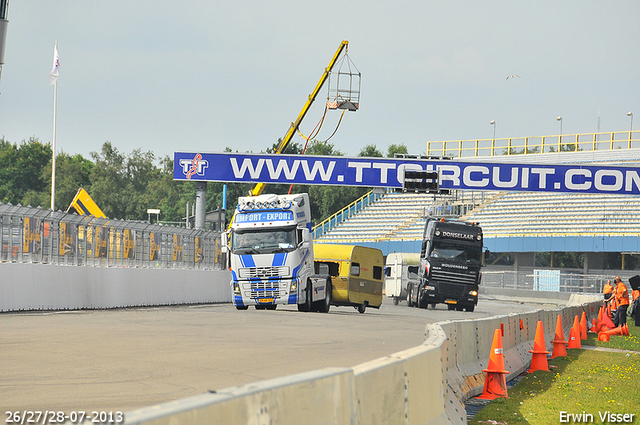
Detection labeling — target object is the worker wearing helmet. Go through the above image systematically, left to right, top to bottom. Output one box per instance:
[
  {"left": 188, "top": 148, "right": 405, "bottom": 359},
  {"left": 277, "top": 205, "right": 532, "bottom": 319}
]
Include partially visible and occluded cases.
[{"left": 613, "top": 276, "right": 630, "bottom": 327}]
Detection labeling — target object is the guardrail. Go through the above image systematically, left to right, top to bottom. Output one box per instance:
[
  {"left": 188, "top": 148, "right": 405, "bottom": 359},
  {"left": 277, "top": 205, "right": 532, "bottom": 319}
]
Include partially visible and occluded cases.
[
  {"left": 427, "top": 130, "right": 640, "bottom": 158},
  {"left": 312, "top": 189, "right": 385, "bottom": 239},
  {"left": 0, "top": 202, "right": 224, "bottom": 270}
]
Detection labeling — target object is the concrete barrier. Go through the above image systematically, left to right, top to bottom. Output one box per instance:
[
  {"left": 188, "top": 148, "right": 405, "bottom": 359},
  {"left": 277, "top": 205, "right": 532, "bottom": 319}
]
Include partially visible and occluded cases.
[
  {"left": 0, "top": 263, "right": 232, "bottom": 311},
  {"left": 120, "top": 289, "right": 602, "bottom": 425}
]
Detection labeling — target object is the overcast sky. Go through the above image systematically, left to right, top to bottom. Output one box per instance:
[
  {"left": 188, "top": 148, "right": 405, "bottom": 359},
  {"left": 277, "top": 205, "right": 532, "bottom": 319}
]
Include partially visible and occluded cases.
[{"left": 0, "top": 1, "right": 638, "bottom": 161}]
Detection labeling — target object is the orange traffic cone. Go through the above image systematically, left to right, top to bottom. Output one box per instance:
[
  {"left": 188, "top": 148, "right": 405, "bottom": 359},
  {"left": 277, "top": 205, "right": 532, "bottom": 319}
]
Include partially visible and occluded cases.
[
  {"left": 595, "top": 307, "right": 605, "bottom": 332},
  {"left": 602, "top": 310, "right": 615, "bottom": 330},
  {"left": 580, "top": 311, "right": 588, "bottom": 340},
  {"left": 551, "top": 315, "right": 568, "bottom": 358},
  {"left": 567, "top": 316, "right": 581, "bottom": 349},
  {"left": 590, "top": 318, "right": 596, "bottom": 333},
  {"left": 528, "top": 321, "right": 550, "bottom": 373},
  {"left": 622, "top": 324, "right": 630, "bottom": 336},
  {"left": 600, "top": 326, "right": 625, "bottom": 338},
  {"left": 477, "top": 329, "right": 509, "bottom": 400},
  {"left": 598, "top": 332, "right": 610, "bottom": 342}
]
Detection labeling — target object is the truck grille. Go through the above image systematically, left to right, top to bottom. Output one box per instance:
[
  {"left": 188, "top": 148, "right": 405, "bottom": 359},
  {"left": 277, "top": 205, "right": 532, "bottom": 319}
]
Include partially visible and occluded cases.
[
  {"left": 239, "top": 266, "right": 289, "bottom": 279},
  {"left": 431, "top": 268, "right": 477, "bottom": 286},
  {"left": 250, "top": 281, "right": 281, "bottom": 299},
  {"left": 438, "top": 282, "right": 467, "bottom": 298}
]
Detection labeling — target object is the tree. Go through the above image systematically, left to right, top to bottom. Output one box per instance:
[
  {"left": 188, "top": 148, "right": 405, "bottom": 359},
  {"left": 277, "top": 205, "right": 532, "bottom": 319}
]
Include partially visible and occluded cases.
[
  {"left": 0, "top": 137, "right": 52, "bottom": 205},
  {"left": 90, "top": 142, "right": 128, "bottom": 219},
  {"left": 387, "top": 143, "right": 408, "bottom": 157},
  {"left": 358, "top": 144, "right": 383, "bottom": 158}
]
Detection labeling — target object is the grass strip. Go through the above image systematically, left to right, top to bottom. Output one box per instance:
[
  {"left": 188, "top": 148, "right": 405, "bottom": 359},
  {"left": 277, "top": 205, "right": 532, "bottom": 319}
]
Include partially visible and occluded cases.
[{"left": 472, "top": 322, "right": 640, "bottom": 425}]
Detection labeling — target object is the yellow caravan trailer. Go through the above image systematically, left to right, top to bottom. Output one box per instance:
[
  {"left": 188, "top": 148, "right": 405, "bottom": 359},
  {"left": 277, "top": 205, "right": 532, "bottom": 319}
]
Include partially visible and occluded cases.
[{"left": 313, "top": 244, "right": 384, "bottom": 314}]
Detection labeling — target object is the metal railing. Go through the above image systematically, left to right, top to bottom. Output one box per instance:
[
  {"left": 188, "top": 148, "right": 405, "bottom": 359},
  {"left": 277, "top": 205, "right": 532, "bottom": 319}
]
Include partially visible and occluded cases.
[
  {"left": 427, "top": 130, "right": 640, "bottom": 158},
  {"left": 312, "top": 189, "right": 385, "bottom": 239},
  {"left": 0, "top": 202, "right": 224, "bottom": 270},
  {"left": 482, "top": 270, "right": 613, "bottom": 293}
]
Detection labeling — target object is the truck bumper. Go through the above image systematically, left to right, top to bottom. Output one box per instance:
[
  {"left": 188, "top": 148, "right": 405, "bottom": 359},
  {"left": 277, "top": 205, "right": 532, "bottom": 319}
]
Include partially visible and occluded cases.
[{"left": 421, "top": 282, "right": 478, "bottom": 306}]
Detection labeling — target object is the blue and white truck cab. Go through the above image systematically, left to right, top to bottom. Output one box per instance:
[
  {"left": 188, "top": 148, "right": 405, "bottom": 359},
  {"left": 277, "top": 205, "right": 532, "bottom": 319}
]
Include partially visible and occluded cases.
[{"left": 221, "top": 193, "right": 332, "bottom": 312}]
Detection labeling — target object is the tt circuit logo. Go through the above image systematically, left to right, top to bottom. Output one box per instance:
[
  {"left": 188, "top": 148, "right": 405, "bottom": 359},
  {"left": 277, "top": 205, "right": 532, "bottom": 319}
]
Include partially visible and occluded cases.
[{"left": 179, "top": 154, "right": 209, "bottom": 179}]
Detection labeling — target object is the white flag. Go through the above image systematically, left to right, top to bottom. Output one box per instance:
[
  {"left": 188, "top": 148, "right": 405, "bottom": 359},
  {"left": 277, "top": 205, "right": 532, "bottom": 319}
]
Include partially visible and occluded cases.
[{"left": 49, "top": 43, "right": 60, "bottom": 85}]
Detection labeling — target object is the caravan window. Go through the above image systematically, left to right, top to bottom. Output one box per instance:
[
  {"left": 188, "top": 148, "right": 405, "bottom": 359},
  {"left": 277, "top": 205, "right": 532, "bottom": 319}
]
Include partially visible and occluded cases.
[
  {"left": 351, "top": 263, "right": 360, "bottom": 276},
  {"left": 373, "top": 266, "right": 382, "bottom": 280}
]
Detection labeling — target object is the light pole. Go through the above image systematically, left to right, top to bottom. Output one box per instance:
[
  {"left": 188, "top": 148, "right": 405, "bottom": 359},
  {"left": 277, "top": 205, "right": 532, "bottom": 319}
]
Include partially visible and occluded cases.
[
  {"left": 628, "top": 111, "right": 633, "bottom": 146},
  {"left": 557, "top": 116, "right": 563, "bottom": 135},
  {"left": 490, "top": 120, "right": 496, "bottom": 141}
]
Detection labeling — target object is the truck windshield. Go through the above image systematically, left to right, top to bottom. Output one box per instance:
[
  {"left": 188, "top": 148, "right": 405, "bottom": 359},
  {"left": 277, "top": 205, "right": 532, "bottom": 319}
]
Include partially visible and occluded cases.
[
  {"left": 231, "top": 227, "right": 297, "bottom": 254},
  {"left": 430, "top": 240, "right": 482, "bottom": 264}
]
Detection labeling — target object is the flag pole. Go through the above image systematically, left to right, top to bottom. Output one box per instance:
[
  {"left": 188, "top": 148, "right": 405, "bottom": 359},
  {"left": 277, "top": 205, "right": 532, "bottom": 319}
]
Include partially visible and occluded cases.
[{"left": 50, "top": 40, "right": 58, "bottom": 210}]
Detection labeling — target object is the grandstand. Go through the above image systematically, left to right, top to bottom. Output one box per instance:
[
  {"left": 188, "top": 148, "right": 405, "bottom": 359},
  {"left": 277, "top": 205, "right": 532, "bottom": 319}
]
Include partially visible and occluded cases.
[{"left": 313, "top": 140, "right": 640, "bottom": 278}]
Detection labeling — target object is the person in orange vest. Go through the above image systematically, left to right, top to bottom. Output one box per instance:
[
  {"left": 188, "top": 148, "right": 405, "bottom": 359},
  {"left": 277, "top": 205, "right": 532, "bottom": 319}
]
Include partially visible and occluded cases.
[
  {"left": 613, "top": 276, "right": 630, "bottom": 327},
  {"left": 603, "top": 279, "right": 614, "bottom": 305},
  {"left": 633, "top": 288, "right": 640, "bottom": 301}
]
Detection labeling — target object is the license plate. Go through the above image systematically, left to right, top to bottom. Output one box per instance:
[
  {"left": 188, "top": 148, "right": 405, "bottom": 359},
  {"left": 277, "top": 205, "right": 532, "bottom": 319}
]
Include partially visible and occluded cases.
[
  {"left": 258, "top": 298, "right": 274, "bottom": 303},
  {"left": 444, "top": 300, "right": 457, "bottom": 304}
]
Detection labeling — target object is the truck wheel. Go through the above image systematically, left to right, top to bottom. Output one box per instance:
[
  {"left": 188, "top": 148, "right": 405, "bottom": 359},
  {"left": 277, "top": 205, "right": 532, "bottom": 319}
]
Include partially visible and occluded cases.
[
  {"left": 319, "top": 279, "right": 331, "bottom": 313},
  {"left": 297, "top": 280, "right": 312, "bottom": 312},
  {"left": 406, "top": 286, "right": 413, "bottom": 307},
  {"left": 358, "top": 303, "right": 367, "bottom": 314},
  {"left": 430, "top": 303, "right": 436, "bottom": 309},
  {"left": 236, "top": 305, "right": 249, "bottom": 311},
  {"left": 266, "top": 305, "right": 277, "bottom": 311},
  {"left": 455, "top": 305, "right": 464, "bottom": 311},
  {"left": 465, "top": 305, "right": 475, "bottom": 312}
]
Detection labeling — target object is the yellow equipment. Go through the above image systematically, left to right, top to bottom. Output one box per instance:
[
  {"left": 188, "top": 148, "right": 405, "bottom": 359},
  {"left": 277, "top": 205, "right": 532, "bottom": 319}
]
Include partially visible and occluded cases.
[
  {"left": 250, "top": 40, "right": 350, "bottom": 197},
  {"left": 66, "top": 188, "right": 106, "bottom": 218}
]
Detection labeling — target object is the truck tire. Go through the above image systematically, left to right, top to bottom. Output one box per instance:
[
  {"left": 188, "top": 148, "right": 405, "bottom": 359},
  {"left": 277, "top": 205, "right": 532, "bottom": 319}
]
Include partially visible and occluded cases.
[
  {"left": 318, "top": 278, "right": 331, "bottom": 313},
  {"left": 297, "top": 279, "right": 313, "bottom": 312},
  {"left": 406, "top": 285, "right": 413, "bottom": 307},
  {"left": 236, "top": 305, "right": 249, "bottom": 311},
  {"left": 465, "top": 305, "right": 475, "bottom": 312}
]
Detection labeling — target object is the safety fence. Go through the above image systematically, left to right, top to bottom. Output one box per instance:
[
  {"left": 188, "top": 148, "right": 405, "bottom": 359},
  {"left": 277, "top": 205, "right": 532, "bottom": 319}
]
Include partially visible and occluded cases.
[
  {"left": 427, "top": 130, "right": 640, "bottom": 158},
  {"left": 0, "top": 202, "right": 224, "bottom": 270},
  {"left": 481, "top": 269, "right": 620, "bottom": 294}
]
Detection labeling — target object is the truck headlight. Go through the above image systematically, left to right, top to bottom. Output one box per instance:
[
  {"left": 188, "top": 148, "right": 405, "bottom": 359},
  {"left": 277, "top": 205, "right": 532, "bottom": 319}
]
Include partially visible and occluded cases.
[
  {"left": 290, "top": 280, "right": 297, "bottom": 292},
  {"left": 233, "top": 283, "right": 241, "bottom": 295},
  {"left": 425, "top": 285, "right": 435, "bottom": 291},
  {"left": 469, "top": 290, "right": 478, "bottom": 296}
]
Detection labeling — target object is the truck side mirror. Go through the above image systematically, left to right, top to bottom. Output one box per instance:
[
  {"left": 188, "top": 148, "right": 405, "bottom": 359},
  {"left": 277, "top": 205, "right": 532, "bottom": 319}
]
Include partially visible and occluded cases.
[
  {"left": 300, "top": 228, "right": 311, "bottom": 249},
  {"left": 220, "top": 232, "right": 229, "bottom": 253}
]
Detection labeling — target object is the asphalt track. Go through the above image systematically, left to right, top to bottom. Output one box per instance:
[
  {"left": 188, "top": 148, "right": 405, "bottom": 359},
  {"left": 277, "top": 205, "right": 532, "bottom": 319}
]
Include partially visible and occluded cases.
[{"left": 1, "top": 299, "right": 545, "bottom": 414}]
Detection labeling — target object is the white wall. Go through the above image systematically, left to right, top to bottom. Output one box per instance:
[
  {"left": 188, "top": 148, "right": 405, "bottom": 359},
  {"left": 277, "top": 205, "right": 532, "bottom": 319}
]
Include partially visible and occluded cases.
[{"left": 0, "top": 263, "right": 232, "bottom": 311}]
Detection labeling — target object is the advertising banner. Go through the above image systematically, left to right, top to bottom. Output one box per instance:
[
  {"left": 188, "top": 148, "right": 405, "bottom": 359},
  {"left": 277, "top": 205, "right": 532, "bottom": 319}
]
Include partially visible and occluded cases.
[
  {"left": 174, "top": 151, "right": 640, "bottom": 196},
  {"left": 22, "top": 217, "right": 42, "bottom": 254},
  {"left": 59, "top": 222, "right": 76, "bottom": 255},
  {"left": 95, "top": 227, "right": 108, "bottom": 258},
  {"left": 123, "top": 229, "right": 135, "bottom": 259},
  {"left": 150, "top": 232, "right": 161, "bottom": 261},
  {"left": 172, "top": 234, "right": 183, "bottom": 262}
]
